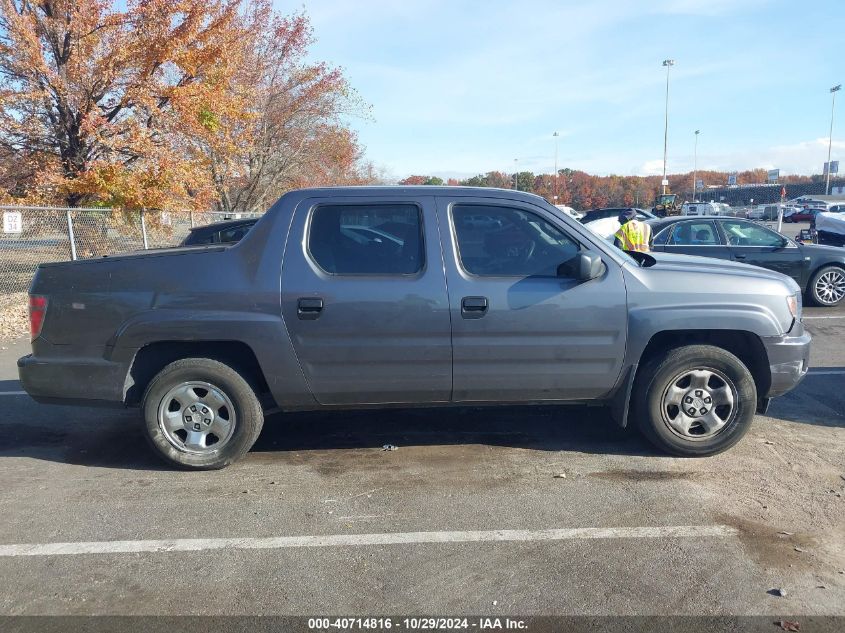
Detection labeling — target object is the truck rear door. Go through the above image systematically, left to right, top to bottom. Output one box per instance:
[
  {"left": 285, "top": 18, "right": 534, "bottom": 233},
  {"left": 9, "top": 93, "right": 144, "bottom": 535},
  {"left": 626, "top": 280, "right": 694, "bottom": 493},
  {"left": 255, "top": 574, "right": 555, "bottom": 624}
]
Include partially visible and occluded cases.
[{"left": 281, "top": 194, "right": 451, "bottom": 405}]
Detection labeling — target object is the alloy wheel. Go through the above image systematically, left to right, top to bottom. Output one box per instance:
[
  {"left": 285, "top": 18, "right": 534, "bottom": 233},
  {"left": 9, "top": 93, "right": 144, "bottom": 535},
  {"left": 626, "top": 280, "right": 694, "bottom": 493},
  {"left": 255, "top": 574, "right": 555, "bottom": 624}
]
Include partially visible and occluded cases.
[
  {"left": 814, "top": 269, "right": 845, "bottom": 305},
  {"left": 660, "top": 368, "right": 737, "bottom": 439},
  {"left": 157, "top": 381, "right": 237, "bottom": 454}
]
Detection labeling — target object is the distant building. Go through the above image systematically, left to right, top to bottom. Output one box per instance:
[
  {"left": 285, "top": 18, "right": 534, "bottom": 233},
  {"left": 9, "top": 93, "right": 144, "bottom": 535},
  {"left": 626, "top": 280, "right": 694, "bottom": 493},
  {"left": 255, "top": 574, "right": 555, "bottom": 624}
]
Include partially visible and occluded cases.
[{"left": 687, "top": 180, "right": 845, "bottom": 205}]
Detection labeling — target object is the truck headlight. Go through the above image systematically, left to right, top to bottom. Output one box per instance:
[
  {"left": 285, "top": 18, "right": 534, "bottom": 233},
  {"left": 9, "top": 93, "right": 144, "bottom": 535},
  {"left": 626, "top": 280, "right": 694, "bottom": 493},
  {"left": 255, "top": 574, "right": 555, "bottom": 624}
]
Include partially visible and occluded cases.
[{"left": 786, "top": 293, "right": 801, "bottom": 321}]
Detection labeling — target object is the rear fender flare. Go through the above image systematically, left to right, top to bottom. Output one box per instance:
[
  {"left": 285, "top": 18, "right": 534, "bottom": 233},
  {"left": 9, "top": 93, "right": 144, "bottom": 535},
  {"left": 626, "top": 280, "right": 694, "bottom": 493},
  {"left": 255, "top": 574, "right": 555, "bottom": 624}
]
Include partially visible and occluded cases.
[{"left": 108, "top": 310, "right": 315, "bottom": 408}]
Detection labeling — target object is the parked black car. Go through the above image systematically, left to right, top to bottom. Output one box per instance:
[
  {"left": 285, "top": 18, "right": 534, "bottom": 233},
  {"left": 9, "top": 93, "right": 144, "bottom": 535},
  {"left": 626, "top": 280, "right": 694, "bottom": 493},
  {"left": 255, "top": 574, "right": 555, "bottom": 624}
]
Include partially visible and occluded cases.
[
  {"left": 580, "top": 208, "right": 656, "bottom": 224},
  {"left": 647, "top": 216, "right": 845, "bottom": 306},
  {"left": 181, "top": 218, "right": 259, "bottom": 246}
]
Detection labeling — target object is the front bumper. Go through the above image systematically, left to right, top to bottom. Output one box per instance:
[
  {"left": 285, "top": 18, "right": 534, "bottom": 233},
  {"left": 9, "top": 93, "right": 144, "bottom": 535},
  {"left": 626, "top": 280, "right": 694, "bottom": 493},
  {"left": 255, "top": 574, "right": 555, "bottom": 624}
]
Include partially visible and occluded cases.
[
  {"left": 761, "top": 325, "right": 811, "bottom": 398},
  {"left": 18, "top": 353, "right": 128, "bottom": 407}
]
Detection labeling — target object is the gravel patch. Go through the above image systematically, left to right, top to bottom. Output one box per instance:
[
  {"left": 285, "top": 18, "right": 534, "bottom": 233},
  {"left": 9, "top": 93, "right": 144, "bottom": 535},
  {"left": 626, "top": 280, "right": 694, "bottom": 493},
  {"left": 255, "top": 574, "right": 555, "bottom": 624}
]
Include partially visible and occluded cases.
[{"left": 0, "top": 293, "right": 28, "bottom": 340}]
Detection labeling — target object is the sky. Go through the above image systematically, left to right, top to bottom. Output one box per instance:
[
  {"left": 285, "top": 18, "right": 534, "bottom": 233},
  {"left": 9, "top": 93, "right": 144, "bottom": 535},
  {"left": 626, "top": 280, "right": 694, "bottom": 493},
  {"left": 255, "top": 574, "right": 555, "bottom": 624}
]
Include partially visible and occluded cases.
[{"left": 288, "top": 0, "right": 845, "bottom": 181}]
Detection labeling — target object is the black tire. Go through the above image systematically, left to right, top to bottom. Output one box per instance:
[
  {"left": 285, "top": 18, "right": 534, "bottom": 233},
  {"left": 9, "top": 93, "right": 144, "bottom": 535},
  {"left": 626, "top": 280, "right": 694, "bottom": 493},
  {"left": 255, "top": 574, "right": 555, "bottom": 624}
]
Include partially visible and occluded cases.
[
  {"left": 807, "top": 265, "right": 845, "bottom": 307},
  {"left": 633, "top": 345, "right": 756, "bottom": 456},
  {"left": 142, "top": 358, "right": 264, "bottom": 470}
]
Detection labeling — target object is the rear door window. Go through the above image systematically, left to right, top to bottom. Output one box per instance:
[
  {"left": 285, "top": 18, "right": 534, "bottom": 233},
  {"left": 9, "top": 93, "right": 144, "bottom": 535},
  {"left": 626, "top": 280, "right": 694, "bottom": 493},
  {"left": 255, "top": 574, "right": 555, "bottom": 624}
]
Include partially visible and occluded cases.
[
  {"left": 308, "top": 204, "right": 423, "bottom": 275},
  {"left": 669, "top": 221, "right": 721, "bottom": 245}
]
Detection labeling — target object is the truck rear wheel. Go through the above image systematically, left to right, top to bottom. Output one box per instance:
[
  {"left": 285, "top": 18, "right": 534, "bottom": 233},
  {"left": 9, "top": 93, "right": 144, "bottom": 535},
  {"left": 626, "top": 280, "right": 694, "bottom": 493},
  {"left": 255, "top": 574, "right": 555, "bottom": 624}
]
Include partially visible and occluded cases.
[
  {"left": 634, "top": 345, "right": 756, "bottom": 456},
  {"left": 141, "top": 358, "right": 264, "bottom": 470}
]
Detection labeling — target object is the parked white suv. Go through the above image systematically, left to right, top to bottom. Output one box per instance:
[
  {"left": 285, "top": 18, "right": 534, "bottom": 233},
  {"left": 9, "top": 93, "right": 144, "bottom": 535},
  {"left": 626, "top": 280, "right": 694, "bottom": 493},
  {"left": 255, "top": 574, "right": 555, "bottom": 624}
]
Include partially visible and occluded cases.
[{"left": 681, "top": 201, "right": 720, "bottom": 216}]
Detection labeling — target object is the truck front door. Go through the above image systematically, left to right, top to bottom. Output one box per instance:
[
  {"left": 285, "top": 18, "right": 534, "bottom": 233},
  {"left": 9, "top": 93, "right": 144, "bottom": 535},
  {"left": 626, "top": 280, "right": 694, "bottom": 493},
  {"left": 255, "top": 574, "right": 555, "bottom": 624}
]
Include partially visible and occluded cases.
[
  {"left": 281, "top": 195, "right": 452, "bottom": 405},
  {"left": 436, "top": 196, "right": 628, "bottom": 402}
]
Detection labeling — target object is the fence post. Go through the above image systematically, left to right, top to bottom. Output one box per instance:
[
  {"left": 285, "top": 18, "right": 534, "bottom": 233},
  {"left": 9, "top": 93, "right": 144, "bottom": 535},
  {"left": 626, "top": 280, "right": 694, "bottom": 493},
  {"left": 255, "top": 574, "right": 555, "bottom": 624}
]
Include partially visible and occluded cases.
[
  {"left": 140, "top": 208, "right": 149, "bottom": 249},
  {"left": 65, "top": 209, "right": 78, "bottom": 261},
  {"left": 190, "top": 210, "right": 195, "bottom": 228}
]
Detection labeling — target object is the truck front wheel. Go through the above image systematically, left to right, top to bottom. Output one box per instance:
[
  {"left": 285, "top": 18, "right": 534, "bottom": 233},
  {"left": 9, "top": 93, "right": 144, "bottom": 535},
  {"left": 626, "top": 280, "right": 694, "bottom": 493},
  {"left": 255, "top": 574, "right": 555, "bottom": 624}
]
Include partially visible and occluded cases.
[
  {"left": 634, "top": 345, "right": 756, "bottom": 456},
  {"left": 141, "top": 358, "right": 264, "bottom": 469}
]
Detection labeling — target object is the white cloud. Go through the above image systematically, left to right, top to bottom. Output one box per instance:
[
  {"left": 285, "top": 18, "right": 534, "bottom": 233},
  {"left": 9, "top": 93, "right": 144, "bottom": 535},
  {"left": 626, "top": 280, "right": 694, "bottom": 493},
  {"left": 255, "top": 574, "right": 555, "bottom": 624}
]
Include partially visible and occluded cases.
[
  {"left": 668, "top": 138, "right": 845, "bottom": 176},
  {"left": 638, "top": 159, "right": 666, "bottom": 176}
]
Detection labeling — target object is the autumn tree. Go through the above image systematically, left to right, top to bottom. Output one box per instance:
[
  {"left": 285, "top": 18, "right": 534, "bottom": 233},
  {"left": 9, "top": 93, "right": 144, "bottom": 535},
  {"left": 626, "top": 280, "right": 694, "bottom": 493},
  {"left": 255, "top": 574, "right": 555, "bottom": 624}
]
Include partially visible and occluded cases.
[
  {"left": 0, "top": 0, "right": 254, "bottom": 208},
  {"left": 0, "top": 0, "right": 372, "bottom": 212},
  {"left": 205, "top": 3, "right": 370, "bottom": 213},
  {"left": 461, "top": 171, "right": 511, "bottom": 188},
  {"left": 398, "top": 175, "right": 428, "bottom": 185},
  {"left": 398, "top": 175, "right": 444, "bottom": 185}
]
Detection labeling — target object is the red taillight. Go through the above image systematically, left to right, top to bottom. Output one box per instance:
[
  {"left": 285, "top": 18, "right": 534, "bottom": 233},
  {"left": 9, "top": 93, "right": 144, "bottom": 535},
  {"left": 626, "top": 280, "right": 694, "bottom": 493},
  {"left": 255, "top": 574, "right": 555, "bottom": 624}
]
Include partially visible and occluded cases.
[{"left": 29, "top": 295, "right": 48, "bottom": 340}]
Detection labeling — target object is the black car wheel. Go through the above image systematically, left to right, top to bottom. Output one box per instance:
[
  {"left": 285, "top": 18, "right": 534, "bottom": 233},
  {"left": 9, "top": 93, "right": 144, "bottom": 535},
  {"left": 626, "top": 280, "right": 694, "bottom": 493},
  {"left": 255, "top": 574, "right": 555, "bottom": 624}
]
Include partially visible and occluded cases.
[{"left": 808, "top": 265, "right": 845, "bottom": 307}]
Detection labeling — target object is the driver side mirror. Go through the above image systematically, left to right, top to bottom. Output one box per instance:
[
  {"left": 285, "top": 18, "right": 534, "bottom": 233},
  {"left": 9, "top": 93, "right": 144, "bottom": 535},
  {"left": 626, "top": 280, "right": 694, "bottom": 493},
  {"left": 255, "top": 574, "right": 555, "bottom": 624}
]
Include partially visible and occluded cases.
[{"left": 559, "top": 251, "right": 604, "bottom": 281}]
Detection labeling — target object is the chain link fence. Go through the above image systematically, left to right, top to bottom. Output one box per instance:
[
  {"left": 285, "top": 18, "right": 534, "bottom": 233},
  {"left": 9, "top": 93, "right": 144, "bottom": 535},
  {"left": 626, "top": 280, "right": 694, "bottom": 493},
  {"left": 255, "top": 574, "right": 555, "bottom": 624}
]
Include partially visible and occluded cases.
[{"left": 0, "top": 207, "right": 261, "bottom": 332}]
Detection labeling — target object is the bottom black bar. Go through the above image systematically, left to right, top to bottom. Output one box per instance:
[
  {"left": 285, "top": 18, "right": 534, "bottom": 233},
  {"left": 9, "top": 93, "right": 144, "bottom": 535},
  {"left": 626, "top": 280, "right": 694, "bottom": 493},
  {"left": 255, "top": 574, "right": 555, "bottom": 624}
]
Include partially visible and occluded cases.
[{"left": 0, "top": 616, "right": 843, "bottom": 633}]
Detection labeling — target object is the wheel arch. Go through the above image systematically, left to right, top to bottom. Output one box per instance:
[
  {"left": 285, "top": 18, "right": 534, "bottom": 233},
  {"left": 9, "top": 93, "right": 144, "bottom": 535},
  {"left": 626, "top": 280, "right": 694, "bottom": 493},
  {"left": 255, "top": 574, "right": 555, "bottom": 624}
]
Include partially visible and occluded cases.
[
  {"left": 636, "top": 329, "right": 770, "bottom": 405},
  {"left": 124, "top": 340, "right": 275, "bottom": 408}
]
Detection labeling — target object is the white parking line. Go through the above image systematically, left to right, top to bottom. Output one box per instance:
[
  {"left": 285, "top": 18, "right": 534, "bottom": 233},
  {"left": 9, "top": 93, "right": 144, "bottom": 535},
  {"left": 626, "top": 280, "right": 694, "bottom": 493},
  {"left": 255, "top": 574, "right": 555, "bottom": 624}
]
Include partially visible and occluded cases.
[
  {"left": 804, "top": 316, "right": 845, "bottom": 320},
  {"left": 0, "top": 391, "right": 26, "bottom": 396},
  {"left": 0, "top": 525, "right": 737, "bottom": 558}
]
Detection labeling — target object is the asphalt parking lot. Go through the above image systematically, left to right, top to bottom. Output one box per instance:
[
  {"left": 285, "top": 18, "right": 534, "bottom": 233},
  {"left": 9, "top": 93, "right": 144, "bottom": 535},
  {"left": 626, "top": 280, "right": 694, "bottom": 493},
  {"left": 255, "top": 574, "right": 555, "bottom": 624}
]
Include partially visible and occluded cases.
[{"left": 0, "top": 299, "right": 843, "bottom": 616}]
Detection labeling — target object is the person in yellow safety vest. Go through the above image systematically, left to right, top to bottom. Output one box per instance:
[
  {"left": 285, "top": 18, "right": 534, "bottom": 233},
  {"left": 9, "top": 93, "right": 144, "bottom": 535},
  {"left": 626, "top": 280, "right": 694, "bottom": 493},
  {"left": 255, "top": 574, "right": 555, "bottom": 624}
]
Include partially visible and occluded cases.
[{"left": 614, "top": 208, "right": 652, "bottom": 253}]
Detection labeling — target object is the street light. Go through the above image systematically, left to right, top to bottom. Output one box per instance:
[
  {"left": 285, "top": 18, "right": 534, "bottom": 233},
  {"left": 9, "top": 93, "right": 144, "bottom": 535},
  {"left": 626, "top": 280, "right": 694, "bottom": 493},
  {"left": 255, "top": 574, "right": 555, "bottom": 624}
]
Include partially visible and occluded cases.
[
  {"left": 661, "top": 59, "right": 675, "bottom": 196},
  {"left": 826, "top": 84, "right": 841, "bottom": 195},
  {"left": 692, "top": 129, "right": 700, "bottom": 202},
  {"left": 553, "top": 131, "right": 560, "bottom": 203}
]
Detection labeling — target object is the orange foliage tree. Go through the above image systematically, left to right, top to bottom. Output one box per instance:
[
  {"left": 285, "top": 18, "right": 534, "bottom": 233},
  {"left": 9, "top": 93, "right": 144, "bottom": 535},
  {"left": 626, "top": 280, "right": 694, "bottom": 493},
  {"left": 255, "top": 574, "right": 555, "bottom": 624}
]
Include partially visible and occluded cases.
[
  {"left": 0, "top": 0, "right": 371, "bottom": 211},
  {"left": 0, "top": 0, "right": 257, "bottom": 208},
  {"left": 204, "top": 3, "right": 371, "bottom": 213}
]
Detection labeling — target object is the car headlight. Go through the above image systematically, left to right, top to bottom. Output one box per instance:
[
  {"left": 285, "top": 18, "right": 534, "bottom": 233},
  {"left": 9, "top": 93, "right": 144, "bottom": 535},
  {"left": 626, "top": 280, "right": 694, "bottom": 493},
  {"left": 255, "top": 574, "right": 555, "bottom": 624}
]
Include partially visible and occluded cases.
[{"left": 786, "top": 293, "right": 801, "bottom": 321}]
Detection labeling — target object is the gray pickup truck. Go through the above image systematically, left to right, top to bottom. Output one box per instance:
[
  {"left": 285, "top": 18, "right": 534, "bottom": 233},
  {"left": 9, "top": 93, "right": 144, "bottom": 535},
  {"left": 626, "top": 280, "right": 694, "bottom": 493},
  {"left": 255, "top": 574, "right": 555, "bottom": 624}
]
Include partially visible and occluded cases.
[{"left": 18, "top": 187, "right": 811, "bottom": 469}]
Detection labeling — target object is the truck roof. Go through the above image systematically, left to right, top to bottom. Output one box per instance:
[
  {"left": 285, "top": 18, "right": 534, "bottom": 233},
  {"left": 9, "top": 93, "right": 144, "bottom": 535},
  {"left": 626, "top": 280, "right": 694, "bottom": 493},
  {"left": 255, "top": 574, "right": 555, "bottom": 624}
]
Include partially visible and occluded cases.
[{"left": 278, "top": 185, "right": 548, "bottom": 203}]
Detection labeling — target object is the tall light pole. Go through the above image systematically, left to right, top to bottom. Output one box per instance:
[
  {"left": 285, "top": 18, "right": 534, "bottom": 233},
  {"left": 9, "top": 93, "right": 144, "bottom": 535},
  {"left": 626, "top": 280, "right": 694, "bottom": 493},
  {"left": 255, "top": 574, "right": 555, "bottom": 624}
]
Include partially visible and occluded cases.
[
  {"left": 661, "top": 59, "right": 675, "bottom": 196},
  {"left": 826, "top": 84, "right": 841, "bottom": 195},
  {"left": 692, "top": 129, "right": 700, "bottom": 202},
  {"left": 553, "top": 131, "right": 560, "bottom": 203},
  {"left": 513, "top": 158, "right": 519, "bottom": 190}
]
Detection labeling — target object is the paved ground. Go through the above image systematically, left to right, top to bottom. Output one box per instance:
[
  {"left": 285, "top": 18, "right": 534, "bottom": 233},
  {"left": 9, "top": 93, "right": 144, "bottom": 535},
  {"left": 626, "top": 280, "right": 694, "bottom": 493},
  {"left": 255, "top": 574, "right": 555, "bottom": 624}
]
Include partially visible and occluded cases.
[{"left": 0, "top": 301, "right": 843, "bottom": 616}]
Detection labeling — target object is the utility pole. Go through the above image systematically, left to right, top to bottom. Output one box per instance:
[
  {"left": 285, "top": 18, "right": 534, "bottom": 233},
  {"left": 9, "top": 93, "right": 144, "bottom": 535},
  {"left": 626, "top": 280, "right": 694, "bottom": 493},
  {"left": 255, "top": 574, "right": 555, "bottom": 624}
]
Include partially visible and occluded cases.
[
  {"left": 661, "top": 59, "right": 675, "bottom": 196},
  {"left": 826, "top": 84, "right": 841, "bottom": 195},
  {"left": 692, "top": 129, "right": 700, "bottom": 202},
  {"left": 553, "top": 131, "right": 559, "bottom": 203},
  {"left": 514, "top": 158, "right": 519, "bottom": 191}
]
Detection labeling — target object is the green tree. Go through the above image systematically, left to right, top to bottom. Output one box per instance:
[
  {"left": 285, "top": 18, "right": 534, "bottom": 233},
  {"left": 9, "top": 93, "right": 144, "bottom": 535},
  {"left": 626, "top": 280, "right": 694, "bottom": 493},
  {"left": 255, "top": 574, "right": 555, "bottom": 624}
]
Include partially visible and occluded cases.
[{"left": 516, "top": 171, "right": 534, "bottom": 192}]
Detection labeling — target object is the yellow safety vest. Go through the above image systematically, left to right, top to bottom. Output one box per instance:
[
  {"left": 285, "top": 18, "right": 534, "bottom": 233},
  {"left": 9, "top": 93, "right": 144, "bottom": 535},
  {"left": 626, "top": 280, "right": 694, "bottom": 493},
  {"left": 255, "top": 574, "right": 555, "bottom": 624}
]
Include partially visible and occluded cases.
[{"left": 615, "top": 219, "right": 652, "bottom": 253}]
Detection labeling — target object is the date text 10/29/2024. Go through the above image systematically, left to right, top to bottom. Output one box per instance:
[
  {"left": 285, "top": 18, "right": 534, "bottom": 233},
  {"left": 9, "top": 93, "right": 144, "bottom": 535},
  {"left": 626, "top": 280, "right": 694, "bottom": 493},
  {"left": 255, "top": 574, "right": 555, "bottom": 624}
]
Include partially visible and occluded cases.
[{"left": 308, "top": 618, "right": 527, "bottom": 630}]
